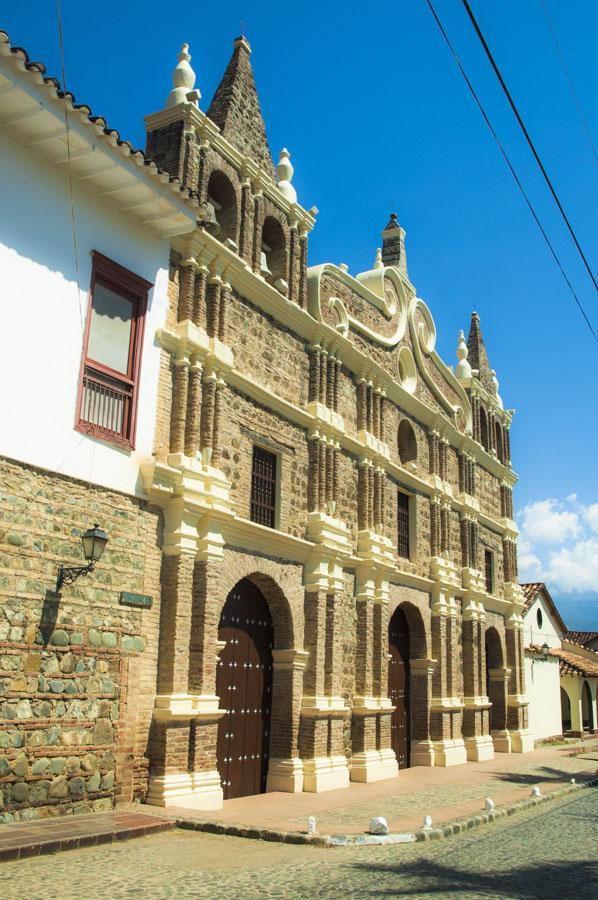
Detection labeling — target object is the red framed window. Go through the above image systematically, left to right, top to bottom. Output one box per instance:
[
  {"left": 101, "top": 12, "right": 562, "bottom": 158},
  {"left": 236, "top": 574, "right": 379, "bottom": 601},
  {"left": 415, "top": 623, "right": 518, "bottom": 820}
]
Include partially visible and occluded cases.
[{"left": 76, "top": 251, "right": 152, "bottom": 449}]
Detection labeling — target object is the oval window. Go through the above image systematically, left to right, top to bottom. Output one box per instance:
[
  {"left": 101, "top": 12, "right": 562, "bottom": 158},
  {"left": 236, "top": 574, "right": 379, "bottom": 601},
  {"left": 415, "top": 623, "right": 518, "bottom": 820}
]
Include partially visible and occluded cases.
[{"left": 536, "top": 608, "right": 543, "bottom": 630}]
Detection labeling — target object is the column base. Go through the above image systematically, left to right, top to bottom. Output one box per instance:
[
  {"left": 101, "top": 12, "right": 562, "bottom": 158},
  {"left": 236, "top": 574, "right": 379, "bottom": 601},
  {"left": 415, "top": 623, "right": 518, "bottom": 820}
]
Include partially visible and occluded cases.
[
  {"left": 491, "top": 729, "right": 512, "bottom": 753},
  {"left": 509, "top": 730, "right": 534, "bottom": 754},
  {"left": 464, "top": 734, "right": 495, "bottom": 762},
  {"left": 433, "top": 738, "right": 467, "bottom": 767},
  {"left": 410, "top": 740, "right": 436, "bottom": 767},
  {"left": 350, "top": 749, "right": 399, "bottom": 783},
  {"left": 303, "top": 755, "right": 350, "bottom": 792},
  {"left": 266, "top": 758, "right": 304, "bottom": 793},
  {"left": 146, "top": 770, "right": 223, "bottom": 810}
]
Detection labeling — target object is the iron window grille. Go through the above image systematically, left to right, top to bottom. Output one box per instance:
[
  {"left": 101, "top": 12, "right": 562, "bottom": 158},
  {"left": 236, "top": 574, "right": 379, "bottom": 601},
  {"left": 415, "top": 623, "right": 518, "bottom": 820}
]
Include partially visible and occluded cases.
[
  {"left": 251, "top": 446, "right": 277, "bottom": 528},
  {"left": 397, "top": 491, "right": 410, "bottom": 559},
  {"left": 484, "top": 549, "right": 494, "bottom": 594}
]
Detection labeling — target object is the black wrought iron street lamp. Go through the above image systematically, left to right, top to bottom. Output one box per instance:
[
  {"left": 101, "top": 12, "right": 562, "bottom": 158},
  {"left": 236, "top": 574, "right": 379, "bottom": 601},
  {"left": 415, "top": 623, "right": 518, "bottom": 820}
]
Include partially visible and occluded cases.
[
  {"left": 55, "top": 524, "right": 108, "bottom": 593},
  {"left": 541, "top": 642, "right": 550, "bottom": 661}
]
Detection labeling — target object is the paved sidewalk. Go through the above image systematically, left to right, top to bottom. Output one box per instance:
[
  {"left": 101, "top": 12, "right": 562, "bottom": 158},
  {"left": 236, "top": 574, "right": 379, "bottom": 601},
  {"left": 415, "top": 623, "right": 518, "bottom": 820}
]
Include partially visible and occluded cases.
[
  {"left": 147, "top": 744, "right": 598, "bottom": 838},
  {"left": 0, "top": 811, "right": 173, "bottom": 861}
]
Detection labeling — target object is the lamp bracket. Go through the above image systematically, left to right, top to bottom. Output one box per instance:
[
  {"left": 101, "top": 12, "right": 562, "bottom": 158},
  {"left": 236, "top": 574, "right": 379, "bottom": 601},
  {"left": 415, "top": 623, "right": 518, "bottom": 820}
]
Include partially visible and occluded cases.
[{"left": 56, "top": 563, "right": 94, "bottom": 594}]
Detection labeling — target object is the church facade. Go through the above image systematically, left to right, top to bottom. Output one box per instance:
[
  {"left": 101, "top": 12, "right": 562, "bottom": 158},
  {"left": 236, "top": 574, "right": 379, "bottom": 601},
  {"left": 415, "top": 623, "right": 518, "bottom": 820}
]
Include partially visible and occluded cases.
[
  {"left": 0, "top": 31, "right": 532, "bottom": 821},
  {"left": 141, "top": 37, "right": 532, "bottom": 810}
]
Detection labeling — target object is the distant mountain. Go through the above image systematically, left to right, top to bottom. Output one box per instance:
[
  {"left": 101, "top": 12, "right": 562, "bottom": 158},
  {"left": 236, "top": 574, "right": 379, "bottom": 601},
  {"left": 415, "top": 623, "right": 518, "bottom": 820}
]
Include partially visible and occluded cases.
[{"left": 555, "top": 596, "right": 598, "bottom": 631}]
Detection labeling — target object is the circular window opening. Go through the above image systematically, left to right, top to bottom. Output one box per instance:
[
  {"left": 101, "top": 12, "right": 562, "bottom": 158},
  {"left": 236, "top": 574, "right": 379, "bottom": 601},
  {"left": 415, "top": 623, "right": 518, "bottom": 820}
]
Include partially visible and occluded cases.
[
  {"left": 397, "top": 346, "right": 417, "bottom": 394},
  {"left": 537, "top": 608, "right": 543, "bottom": 630}
]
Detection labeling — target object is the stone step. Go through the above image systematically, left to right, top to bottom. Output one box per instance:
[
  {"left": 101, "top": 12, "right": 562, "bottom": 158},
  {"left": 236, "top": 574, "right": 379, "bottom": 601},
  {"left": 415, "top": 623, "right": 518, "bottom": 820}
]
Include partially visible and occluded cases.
[{"left": 0, "top": 811, "right": 173, "bottom": 861}]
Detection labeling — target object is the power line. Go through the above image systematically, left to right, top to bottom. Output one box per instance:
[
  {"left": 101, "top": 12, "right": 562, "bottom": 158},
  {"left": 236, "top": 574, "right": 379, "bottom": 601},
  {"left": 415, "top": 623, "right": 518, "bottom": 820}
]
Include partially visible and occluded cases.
[
  {"left": 422, "top": 0, "right": 598, "bottom": 344},
  {"left": 460, "top": 0, "right": 598, "bottom": 294},
  {"left": 538, "top": 0, "right": 598, "bottom": 166}
]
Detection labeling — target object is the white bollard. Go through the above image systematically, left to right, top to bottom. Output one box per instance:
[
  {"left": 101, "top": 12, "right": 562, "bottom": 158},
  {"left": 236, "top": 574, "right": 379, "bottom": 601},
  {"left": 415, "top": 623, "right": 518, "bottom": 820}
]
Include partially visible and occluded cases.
[
  {"left": 571, "top": 778, "right": 576, "bottom": 784},
  {"left": 531, "top": 786, "right": 541, "bottom": 798},
  {"left": 485, "top": 797, "right": 495, "bottom": 812},
  {"left": 422, "top": 814, "right": 433, "bottom": 830},
  {"left": 307, "top": 816, "right": 316, "bottom": 835},
  {"left": 369, "top": 816, "right": 389, "bottom": 835}
]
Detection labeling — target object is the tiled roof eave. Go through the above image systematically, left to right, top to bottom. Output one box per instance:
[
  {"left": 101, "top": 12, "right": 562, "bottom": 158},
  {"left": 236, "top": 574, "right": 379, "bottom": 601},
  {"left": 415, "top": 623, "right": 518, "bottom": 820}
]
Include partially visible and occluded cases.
[{"left": 0, "top": 31, "right": 200, "bottom": 237}]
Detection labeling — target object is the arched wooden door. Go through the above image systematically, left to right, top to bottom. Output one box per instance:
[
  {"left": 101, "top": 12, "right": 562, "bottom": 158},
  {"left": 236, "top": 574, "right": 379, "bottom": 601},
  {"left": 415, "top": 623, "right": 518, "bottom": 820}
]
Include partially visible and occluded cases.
[
  {"left": 216, "top": 579, "right": 274, "bottom": 800},
  {"left": 388, "top": 607, "right": 410, "bottom": 768}
]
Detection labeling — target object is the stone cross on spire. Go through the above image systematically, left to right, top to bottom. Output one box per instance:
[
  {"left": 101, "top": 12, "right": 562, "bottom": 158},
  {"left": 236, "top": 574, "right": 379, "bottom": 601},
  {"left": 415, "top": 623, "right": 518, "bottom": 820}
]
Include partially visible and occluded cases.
[{"left": 207, "top": 36, "right": 275, "bottom": 178}]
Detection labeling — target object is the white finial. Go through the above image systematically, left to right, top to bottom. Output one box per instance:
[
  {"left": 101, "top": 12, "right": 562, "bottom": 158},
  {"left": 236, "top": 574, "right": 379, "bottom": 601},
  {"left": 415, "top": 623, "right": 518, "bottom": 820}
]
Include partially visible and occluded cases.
[
  {"left": 165, "top": 43, "right": 200, "bottom": 108},
  {"left": 277, "top": 148, "right": 297, "bottom": 203},
  {"left": 373, "top": 248, "right": 384, "bottom": 270},
  {"left": 339, "top": 263, "right": 349, "bottom": 273},
  {"left": 455, "top": 330, "right": 472, "bottom": 382},
  {"left": 491, "top": 369, "right": 504, "bottom": 409},
  {"left": 531, "top": 786, "right": 541, "bottom": 798},
  {"left": 485, "top": 797, "right": 495, "bottom": 812},
  {"left": 422, "top": 815, "right": 433, "bottom": 830},
  {"left": 307, "top": 816, "right": 317, "bottom": 834},
  {"left": 369, "top": 816, "right": 389, "bottom": 835}
]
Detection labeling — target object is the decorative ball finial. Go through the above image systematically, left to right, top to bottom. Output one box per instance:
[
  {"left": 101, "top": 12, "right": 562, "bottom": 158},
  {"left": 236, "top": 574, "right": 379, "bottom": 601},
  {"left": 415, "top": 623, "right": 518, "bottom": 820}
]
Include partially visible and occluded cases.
[
  {"left": 165, "top": 43, "right": 200, "bottom": 109},
  {"left": 277, "top": 148, "right": 297, "bottom": 203},
  {"left": 373, "top": 248, "right": 384, "bottom": 270},
  {"left": 455, "top": 329, "right": 472, "bottom": 382},
  {"left": 491, "top": 369, "right": 504, "bottom": 408}
]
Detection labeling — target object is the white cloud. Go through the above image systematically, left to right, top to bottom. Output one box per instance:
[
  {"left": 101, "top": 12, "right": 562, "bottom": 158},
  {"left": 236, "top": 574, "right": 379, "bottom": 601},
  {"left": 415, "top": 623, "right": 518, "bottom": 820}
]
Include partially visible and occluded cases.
[
  {"left": 517, "top": 494, "right": 598, "bottom": 595},
  {"left": 519, "top": 499, "right": 580, "bottom": 545},
  {"left": 583, "top": 503, "right": 598, "bottom": 534},
  {"left": 518, "top": 537, "right": 542, "bottom": 581},
  {"left": 545, "top": 539, "right": 598, "bottom": 593}
]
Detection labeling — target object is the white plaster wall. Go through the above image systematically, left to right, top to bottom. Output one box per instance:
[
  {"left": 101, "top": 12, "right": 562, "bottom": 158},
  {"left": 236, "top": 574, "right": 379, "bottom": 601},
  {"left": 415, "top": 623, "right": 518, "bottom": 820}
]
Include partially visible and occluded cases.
[
  {"left": 0, "top": 126, "right": 170, "bottom": 497},
  {"left": 523, "top": 594, "right": 562, "bottom": 649},
  {"left": 524, "top": 655, "right": 562, "bottom": 741}
]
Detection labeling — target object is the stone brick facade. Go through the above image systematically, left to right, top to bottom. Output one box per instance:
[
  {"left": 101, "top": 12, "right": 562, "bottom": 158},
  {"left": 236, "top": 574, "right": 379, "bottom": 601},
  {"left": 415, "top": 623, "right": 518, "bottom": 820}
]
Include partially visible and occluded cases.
[
  {"left": 0, "top": 34, "right": 532, "bottom": 820},
  {"left": 136, "top": 35, "right": 532, "bottom": 810},
  {"left": 0, "top": 457, "right": 163, "bottom": 821}
]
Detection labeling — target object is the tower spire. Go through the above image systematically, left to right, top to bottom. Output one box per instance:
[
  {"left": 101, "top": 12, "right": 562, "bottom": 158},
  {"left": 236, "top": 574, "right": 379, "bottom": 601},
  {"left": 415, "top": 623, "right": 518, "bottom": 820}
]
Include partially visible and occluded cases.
[
  {"left": 207, "top": 36, "right": 275, "bottom": 177},
  {"left": 466, "top": 311, "right": 494, "bottom": 393}
]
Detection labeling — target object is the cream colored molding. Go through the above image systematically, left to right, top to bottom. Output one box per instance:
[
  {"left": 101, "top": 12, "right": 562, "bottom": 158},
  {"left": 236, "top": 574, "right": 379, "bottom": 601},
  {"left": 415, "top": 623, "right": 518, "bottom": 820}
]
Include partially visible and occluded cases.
[
  {"left": 308, "top": 263, "right": 409, "bottom": 348},
  {"left": 307, "top": 401, "right": 345, "bottom": 435},
  {"left": 357, "top": 430, "right": 390, "bottom": 461},
  {"left": 141, "top": 455, "right": 235, "bottom": 558},
  {"left": 224, "top": 515, "right": 315, "bottom": 563},
  {"left": 357, "top": 529, "right": 395, "bottom": 570},
  {"left": 304, "top": 552, "right": 347, "bottom": 594},
  {"left": 430, "top": 557, "right": 462, "bottom": 592},
  {"left": 271, "top": 648, "right": 309, "bottom": 671},
  {"left": 409, "top": 657, "right": 438, "bottom": 676},
  {"left": 488, "top": 667, "right": 511, "bottom": 683},
  {"left": 152, "top": 693, "right": 225, "bottom": 722},
  {"left": 300, "top": 696, "right": 350, "bottom": 716},
  {"left": 351, "top": 696, "right": 394, "bottom": 716},
  {"left": 431, "top": 696, "right": 465, "bottom": 712},
  {"left": 509, "top": 730, "right": 534, "bottom": 753},
  {"left": 464, "top": 734, "right": 495, "bottom": 762},
  {"left": 432, "top": 739, "right": 468, "bottom": 767},
  {"left": 350, "top": 749, "right": 398, "bottom": 783},
  {"left": 302, "top": 755, "right": 350, "bottom": 793},
  {"left": 266, "top": 758, "right": 304, "bottom": 793}
]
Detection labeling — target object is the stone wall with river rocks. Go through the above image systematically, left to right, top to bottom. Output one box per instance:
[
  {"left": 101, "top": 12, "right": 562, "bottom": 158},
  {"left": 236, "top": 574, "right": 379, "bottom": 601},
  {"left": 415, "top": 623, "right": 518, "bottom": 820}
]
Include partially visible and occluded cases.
[{"left": 0, "top": 456, "right": 163, "bottom": 822}]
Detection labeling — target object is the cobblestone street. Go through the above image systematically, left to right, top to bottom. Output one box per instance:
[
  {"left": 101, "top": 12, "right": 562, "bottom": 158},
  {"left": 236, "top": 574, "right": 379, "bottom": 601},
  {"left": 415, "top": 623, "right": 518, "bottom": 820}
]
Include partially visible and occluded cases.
[{"left": 0, "top": 787, "right": 595, "bottom": 899}]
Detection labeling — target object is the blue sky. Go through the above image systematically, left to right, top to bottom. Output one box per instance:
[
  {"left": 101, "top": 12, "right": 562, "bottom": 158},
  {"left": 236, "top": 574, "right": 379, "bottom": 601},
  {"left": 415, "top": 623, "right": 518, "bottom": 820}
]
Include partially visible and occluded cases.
[{"left": 4, "top": 2, "right": 597, "bottom": 627}]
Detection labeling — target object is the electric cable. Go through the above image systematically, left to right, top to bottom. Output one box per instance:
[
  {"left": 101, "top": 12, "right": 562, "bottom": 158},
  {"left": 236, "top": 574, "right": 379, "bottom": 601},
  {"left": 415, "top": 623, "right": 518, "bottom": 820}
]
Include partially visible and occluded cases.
[
  {"left": 423, "top": 0, "right": 598, "bottom": 343},
  {"left": 460, "top": 0, "right": 597, "bottom": 293},
  {"left": 538, "top": 0, "right": 598, "bottom": 166}
]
